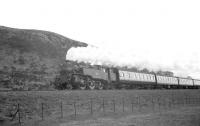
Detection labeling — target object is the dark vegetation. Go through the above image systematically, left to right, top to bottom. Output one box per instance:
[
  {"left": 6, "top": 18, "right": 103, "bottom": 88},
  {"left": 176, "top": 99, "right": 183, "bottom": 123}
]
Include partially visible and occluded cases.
[{"left": 0, "top": 26, "right": 87, "bottom": 90}]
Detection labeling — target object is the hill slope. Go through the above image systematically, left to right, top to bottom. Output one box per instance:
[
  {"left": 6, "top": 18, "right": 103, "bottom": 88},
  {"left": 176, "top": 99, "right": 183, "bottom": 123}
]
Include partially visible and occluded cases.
[{"left": 0, "top": 26, "right": 87, "bottom": 90}]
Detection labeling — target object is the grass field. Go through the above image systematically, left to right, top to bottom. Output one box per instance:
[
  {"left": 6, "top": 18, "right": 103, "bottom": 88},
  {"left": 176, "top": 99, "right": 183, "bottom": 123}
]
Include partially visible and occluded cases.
[{"left": 0, "top": 89, "right": 200, "bottom": 126}]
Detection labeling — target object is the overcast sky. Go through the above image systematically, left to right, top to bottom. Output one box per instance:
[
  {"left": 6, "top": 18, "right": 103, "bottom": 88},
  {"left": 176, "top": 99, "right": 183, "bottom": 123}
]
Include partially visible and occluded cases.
[{"left": 1, "top": 0, "right": 200, "bottom": 78}]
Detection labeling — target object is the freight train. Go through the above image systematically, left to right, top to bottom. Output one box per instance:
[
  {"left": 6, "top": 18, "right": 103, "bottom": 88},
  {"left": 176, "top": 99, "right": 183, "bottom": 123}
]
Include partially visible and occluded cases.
[{"left": 60, "top": 66, "right": 200, "bottom": 90}]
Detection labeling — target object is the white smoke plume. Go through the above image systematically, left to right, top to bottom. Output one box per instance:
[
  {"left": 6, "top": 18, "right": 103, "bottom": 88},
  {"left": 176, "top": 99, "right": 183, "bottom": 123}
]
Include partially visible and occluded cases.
[{"left": 66, "top": 45, "right": 200, "bottom": 79}]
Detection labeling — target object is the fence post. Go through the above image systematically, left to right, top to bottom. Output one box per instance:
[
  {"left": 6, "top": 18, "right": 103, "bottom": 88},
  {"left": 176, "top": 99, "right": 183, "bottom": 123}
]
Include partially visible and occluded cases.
[
  {"left": 171, "top": 94, "right": 174, "bottom": 108},
  {"left": 185, "top": 95, "right": 188, "bottom": 105},
  {"left": 137, "top": 96, "right": 141, "bottom": 112},
  {"left": 157, "top": 96, "right": 161, "bottom": 114},
  {"left": 188, "top": 96, "right": 190, "bottom": 105},
  {"left": 191, "top": 96, "right": 193, "bottom": 105},
  {"left": 193, "top": 96, "right": 194, "bottom": 105},
  {"left": 199, "top": 96, "right": 200, "bottom": 105},
  {"left": 151, "top": 97, "right": 154, "bottom": 112},
  {"left": 176, "top": 97, "right": 179, "bottom": 106},
  {"left": 196, "top": 97, "right": 197, "bottom": 105},
  {"left": 90, "top": 98, "right": 93, "bottom": 115},
  {"left": 102, "top": 98, "right": 105, "bottom": 115},
  {"left": 122, "top": 98, "right": 125, "bottom": 112},
  {"left": 163, "top": 98, "right": 166, "bottom": 109},
  {"left": 168, "top": 98, "right": 171, "bottom": 109},
  {"left": 113, "top": 99, "right": 115, "bottom": 113},
  {"left": 131, "top": 99, "right": 134, "bottom": 112},
  {"left": 73, "top": 100, "right": 77, "bottom": 118},
  {"left": 60, "top": 101, "right": 63, "bottom": 118},
  {"left": 18, "top": 103, "right": 21, "bottom": 126},
  {"left": 41, "top": 103, "right": 44, "bottom": 121}
]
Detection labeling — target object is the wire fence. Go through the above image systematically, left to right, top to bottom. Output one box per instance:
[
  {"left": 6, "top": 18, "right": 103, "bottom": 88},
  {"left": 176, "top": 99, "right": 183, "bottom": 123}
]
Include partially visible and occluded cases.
[{"left": 11, "top": 94, "right": 200, "bottom": 126}]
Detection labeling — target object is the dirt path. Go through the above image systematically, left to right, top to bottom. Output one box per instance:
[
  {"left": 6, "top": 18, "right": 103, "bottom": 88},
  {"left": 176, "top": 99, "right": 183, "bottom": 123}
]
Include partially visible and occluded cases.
[{"left": 59, "top": 106, "right": 200, "bottom": 126}]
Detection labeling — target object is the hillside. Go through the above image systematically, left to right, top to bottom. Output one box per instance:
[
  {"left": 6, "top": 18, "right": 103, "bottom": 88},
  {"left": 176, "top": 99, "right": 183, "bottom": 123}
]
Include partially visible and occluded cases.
[{"left": 0, "top": 26, "right": 87, "bottom": 90}]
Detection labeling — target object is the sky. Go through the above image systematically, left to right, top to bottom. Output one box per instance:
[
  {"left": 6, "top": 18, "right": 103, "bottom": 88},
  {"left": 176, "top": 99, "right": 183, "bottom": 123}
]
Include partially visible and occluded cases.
[{"left": 1, "top": 0, "right": 200, "bottom": 78}]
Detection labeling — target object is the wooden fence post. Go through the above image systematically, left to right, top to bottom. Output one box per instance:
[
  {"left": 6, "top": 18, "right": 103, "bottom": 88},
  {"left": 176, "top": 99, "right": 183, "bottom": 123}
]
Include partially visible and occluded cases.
[
  {"left": 171, "top": 94, "right": 174, "bottom": 108},
  {"left": 185, "top": 95, "right": 188, "bottom": 105},
  {"left": 137, "top": 96, "right": 141, "bottom": 112},
  {"left": 157, "top": 96, "right": 161, "bottom": 113},
  {"left": 182, "top": 96, "right": 184, "bottom": 106},
  {"left": 188, "top": 96, "right": 190, "bottom": 105},
  {"left": 199, "top": 96, "right": 200, "bottom": 105},
  {"left": 151, "top": 97, "right": 154, "bottom": 112},
  {"left": 192, "top": 97, "right": 194, "bottom": 105},
  {"left": 198, "top": 97, "right": 200, "bottom": 105},
  {"left": 90, "top": 98, "right": 93, "bottom": 115},
  {"left": 102, "top": 98, "right": 105, "bottom": 115},
  {"left": 122, "top": 98, "right": 125, "bottom": 112},
  {"left": 163, "top": 98, "right": 166, "bottom": 109},
  {"left": 168, "top": 98, "right": 171, "bottom": 109},
  {"left": 113, "top": 99, "right": 115, "bottom": 113},
  {"left": 131, "top": 99, "right": 134, "bottom": 112},
  {"left": 73, "top": 100, "right": 77, "bottom": 118},
  {"left": 60, "top": 101, "right": 63, "bottom": 118},
  {"left": 18, "top": 103, "right": 21, "bottom": 126},
  {"left": 41, "top": 103, "right": 44, "bottom": 121}
]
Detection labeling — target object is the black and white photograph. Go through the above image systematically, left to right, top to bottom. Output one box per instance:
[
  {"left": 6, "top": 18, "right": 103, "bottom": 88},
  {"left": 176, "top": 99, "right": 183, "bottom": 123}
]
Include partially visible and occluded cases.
[{"left": 0, "top": 0, "right": 200, "bottom": 126}]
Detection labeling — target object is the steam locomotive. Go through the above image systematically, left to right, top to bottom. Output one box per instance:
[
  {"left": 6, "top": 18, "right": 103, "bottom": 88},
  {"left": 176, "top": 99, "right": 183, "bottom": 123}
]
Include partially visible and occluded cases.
[{"left": 62, "top": 66, "right": 200, "bottom": 90}]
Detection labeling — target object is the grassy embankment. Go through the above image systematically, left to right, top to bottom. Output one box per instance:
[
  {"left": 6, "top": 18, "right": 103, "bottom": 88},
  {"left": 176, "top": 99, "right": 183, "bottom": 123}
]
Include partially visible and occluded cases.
[{"left": 0, "top": 89, "right": 200, "bottom": 126}]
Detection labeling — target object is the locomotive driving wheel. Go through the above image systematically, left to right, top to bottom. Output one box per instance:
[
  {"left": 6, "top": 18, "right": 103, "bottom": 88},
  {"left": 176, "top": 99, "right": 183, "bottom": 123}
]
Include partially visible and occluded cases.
[
  {"left": 79, "top": 79, "right": 86, "bottom": 90},
  {"left": 88, "top": 80, "right": 95, "bottom": 90},
  {"left": 96, "top": 81, "right": 103, "bottom": 90},
  {"left": 66, "top": 83, "right": 72, "bottom": 90}
]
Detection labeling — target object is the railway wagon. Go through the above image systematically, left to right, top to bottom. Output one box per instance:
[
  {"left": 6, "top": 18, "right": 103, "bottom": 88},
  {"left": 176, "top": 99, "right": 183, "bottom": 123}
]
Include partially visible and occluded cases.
[
  {"left": 118, "top": 70, "right": 156, "bottom": 89},
  {"left": 156, "top": 75, "right": 179, "bottom": 89},
  {"left": 178, "top": 78, "right": 194, "bottom": 89},
  {"left": 193, "top": 79, "right": 200, "bottom": 89}
]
